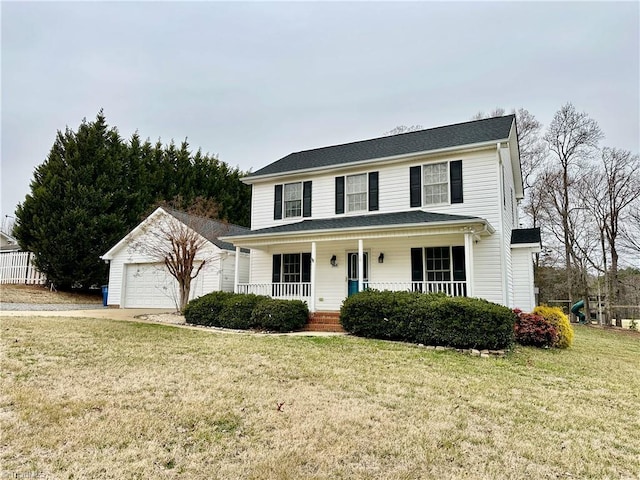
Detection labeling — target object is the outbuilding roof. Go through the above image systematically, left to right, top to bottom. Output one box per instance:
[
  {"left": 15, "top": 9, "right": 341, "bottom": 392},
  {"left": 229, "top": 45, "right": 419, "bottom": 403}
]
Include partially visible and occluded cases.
[
  {"left": 248, "top": 114, "right": 516, "bottom": 178},
  {"left": 164, "top": 208, "right": 249, "bottom": 251},
  {"left": 510, "top": 228, "right": 541, "bottom": 245}
]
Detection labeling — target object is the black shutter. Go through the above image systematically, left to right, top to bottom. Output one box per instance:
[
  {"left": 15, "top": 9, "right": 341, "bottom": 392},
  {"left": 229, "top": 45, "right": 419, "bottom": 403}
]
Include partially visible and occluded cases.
[
  {"left": 450, "top": 160, "right": 463, "bottom": 204},
  {"left": 410, "top": 166, "right": 421, "bottom": 207},
  {"left": 368, "top": 172, "right": 379, "bottom": 211},
  {"left": 335, "top": 176, "right": 345, "bottom": 214},
  {"left": 303, "top": 181, "right": 312, "bottom": 217},
  {"left": 274, "top": 184, "right": 283, "bottom": 220},
  {"left": 452, "top": 246, "right": 466, "bottom": 281},
  {"left": 411, "top": 248, "right": 424, "bottom": 281},
  {"left": 301, "top": 253, "right": 311, "bottom": 283},
  {"left": 272, "top": 254, "right": 282, "bottom": 283}
]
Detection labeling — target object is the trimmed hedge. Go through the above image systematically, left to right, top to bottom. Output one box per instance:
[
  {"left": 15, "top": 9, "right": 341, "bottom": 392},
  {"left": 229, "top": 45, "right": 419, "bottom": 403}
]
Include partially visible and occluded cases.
[
  {"left": 340, "top": 290, "right": 516, "bottom": 350},
  {"left": 183, "top": 291, "right": 235, "bottom": 326},
  {"left": 183, "top": 292, "right": 307, "bottom": 332},
  {"left": 218, "top": 294, "right": 268, "bottom": 329},
  {"left": 251, "top": 299, "right": 309, "bottom": 332}
]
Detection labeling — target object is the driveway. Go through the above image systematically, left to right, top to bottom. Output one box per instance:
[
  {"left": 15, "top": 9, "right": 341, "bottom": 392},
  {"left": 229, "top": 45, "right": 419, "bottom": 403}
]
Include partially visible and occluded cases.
[{"left": 0, "top": 304, "right": 175, "bottom": 321}]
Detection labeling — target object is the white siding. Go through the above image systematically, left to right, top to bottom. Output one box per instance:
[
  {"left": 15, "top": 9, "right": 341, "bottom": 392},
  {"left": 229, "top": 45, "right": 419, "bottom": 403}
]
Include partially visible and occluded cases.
[
  {"left": 243, "top": 142, "right": 530, "bottom": 311},
  {"left": 250, "top": 149, "right": 504, "bottom": 230},
  {"left": 106, "top": 226, "right": 229, "bottom": 308},
  {"left": 249, "top": 233, "right": 505, "bottom": 312},
  {"left": 511, "top": 247, "right": 537, "bottom": 312},
  {"left": 219, "top": 252, "right": 250, "bottom": 292}
]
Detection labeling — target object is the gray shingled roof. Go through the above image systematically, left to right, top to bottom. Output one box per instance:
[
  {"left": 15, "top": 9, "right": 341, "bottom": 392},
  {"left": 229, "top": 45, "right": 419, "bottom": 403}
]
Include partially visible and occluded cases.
[
  {"left": 248, "top": 115, "right": 515, "bottom": 178},
  {"left": 165, "top": 208, "right": 250, "bottom": 251},
  {"left": 226, "top": 211, "right": 482, "bottom": 237},
  {"left": 510, "top": 228, "right": 541, "bottom": 245}
]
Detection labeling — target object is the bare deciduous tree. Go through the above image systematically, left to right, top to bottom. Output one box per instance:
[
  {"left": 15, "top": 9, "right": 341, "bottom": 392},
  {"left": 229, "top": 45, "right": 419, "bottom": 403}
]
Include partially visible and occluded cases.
[
  {"left": 543, "top": 103, "right": 603, "bottom": 314},
  {"left": 515, "top": 108, "right": 547, "bottom": 193},
  {"left": 383, "top": 125, "right": 424, "bottom": 136},
  {"left": 598, "top": 148, "right": 639, "bottom": 326},
  {"left": 129, "top": 197, "right": 227, "bottom": 312}
]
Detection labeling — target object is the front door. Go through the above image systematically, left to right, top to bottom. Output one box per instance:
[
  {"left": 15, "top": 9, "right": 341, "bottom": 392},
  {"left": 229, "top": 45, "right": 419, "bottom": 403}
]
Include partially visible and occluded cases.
[{"left": 347, "top": 252, "right": 369, "bottom": 296}]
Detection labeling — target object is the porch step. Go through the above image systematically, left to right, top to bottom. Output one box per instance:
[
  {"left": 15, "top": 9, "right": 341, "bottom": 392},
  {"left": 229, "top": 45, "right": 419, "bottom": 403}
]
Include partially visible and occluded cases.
[{"left": 305, "top": 312, "right": 345, "bottom": 332}]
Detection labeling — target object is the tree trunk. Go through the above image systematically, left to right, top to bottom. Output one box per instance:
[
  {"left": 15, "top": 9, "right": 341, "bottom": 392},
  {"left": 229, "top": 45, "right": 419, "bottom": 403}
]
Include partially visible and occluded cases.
[
  {"left": 611, "top": 246, "right": 622, "bottom": 327},
  {"left": 179, "top": 276, "right": 191, "bottom": 313}
]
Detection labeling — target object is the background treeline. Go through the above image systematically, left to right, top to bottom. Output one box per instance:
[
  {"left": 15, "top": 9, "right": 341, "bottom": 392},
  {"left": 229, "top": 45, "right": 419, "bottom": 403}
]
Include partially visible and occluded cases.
[
  {"left": 474, "top": 104, "right": 639, "bottom": 326},
  {"left": 14, "top": 111, "right": 251, "bottom": 290}
]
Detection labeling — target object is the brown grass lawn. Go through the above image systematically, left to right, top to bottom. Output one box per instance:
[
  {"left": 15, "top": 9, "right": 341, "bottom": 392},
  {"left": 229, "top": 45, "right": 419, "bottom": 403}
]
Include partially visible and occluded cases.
[
  {"left": 0, "top": 284, "right": 102, "bottom": 304},
  {"left": 1, "top": 317, "right": 639, "bottom": 480}
]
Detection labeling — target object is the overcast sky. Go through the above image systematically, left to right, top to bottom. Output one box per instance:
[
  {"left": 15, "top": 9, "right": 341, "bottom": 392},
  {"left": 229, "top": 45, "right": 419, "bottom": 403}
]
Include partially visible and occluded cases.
[{"left": 2, "top": 1, "right": 638, "bottom": 225}]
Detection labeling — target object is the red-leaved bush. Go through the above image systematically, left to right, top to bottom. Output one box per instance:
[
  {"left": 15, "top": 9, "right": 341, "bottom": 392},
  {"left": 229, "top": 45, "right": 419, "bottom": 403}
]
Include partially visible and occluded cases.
[{"left": 513, "top": 309, "right": 559, "bottom": 348}]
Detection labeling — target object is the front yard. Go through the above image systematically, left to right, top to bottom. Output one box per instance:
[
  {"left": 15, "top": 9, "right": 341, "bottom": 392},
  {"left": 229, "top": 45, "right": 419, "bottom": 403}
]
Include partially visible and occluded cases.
[{"left": 1, "top": 316, "right": 638, "bottom": 479}]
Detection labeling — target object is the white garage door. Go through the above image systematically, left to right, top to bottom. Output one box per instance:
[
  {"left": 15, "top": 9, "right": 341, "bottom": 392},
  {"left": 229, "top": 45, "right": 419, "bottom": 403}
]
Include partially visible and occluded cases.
[{"left": 123, "top": 263, "right": 178, "bottom": 308}]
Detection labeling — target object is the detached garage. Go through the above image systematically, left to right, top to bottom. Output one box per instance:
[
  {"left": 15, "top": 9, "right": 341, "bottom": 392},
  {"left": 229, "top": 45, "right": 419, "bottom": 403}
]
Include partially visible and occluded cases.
[{"left": 101, "top": 207, "right": 249, "bottom": 309}]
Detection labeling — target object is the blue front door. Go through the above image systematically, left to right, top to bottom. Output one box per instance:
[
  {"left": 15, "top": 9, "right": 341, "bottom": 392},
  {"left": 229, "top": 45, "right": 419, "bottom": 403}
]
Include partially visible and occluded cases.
[{"left": 347, "top": 252, "right": 369, "bottom": 297}]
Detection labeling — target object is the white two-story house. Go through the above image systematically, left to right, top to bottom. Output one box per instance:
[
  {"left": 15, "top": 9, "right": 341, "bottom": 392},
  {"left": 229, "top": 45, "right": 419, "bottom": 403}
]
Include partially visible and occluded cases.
[{"left": 222, "top": 115, "right": 541, "bottom": 325}]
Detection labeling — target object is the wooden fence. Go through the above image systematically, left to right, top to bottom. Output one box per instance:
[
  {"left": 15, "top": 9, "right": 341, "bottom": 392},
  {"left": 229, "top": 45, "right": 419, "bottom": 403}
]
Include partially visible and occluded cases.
[{"left": 0, "top": 251, "right": 47, "bottom": 285}]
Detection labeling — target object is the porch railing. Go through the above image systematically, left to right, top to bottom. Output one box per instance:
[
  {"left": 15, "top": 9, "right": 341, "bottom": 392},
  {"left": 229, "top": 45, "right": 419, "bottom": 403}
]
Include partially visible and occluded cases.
[
  {"left": 236, "top": 281, "right": 466, "bottom": 300},
  {"left": 367, "top": 281, "right": 468, "bottom": 297},
  {"left": 237, "top": 282, "right": 311, "bottom": 300}
]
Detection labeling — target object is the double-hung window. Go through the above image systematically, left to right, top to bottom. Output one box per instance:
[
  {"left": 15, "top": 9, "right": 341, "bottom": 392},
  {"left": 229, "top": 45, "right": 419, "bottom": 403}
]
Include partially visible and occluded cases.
[
  {"left": 410, "top": 160, "right": 463, "bottom": 207},
  {"left": 423, "top": 163, "right": 449, "bottom": 205},
  {"left": 335, "top": 172, "right": 379, "bottom": 214},
  {"left": 346, "top": 174, "right": 367, "bottom": 212},
  {"left": 274, "top": 181, "right": 312, "bottom": 220},
  {"left": 284, "top": 183, "right": 302, "bottom": 218},
  {"left": 411, "top": 246, "right": 467, "bottom": 295},
  {"left": 272, "top": 253, "right": 312, "bottom": 297},
  {"left": 282, "top": 253, "right": 301, "bottom": 283}
]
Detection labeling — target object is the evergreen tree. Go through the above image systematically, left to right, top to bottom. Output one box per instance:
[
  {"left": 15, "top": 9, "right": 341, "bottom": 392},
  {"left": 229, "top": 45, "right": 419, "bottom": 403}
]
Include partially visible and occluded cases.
[
  {"left": 14, "top": 111, "right": 251, "bottom": 290},
  {"left": 14, "top": 111, "right": 134, "bottom": 289}
]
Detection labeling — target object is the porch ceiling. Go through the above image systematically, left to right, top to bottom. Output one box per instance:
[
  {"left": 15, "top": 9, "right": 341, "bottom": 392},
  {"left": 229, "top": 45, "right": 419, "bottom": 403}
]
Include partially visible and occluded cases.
[{"left": 221, "top": 210, "right": 494, "bottom": 248}]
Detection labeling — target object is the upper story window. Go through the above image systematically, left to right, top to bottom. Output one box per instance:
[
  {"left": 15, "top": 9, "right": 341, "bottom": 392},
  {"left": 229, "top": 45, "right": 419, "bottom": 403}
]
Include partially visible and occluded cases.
[
  {"left": 410, "top": 160, "right": 463, "bottom": 208},
  {"left": 423, "top": 163, "right": 449, "bottom": 205},
  {"left": 335, "top": 172, "right": 378, "bottom": 214},
  {"left": 346, "top": 174, "right": 368, "bottom": 212},
  {"left": 274, "top": 181, "right": 312, "bottom": 220},
  {"left": 284, "top": 183, "right": 302, "bottom": 218}
]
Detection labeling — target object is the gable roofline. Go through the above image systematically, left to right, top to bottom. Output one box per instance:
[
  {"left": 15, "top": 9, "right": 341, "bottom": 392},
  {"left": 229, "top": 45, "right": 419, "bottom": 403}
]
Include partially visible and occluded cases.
[
  {"left": 243, "top": 115, "right": 516, "bottom": 182},
  {"left": 101, "top": 207, "right": 249, "bottom": 260}
]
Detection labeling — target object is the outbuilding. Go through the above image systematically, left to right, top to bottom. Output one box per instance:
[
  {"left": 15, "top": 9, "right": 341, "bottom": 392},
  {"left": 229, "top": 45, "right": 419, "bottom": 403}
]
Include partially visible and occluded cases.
[{"left": 101, "top": 207, "right": 249, "bottom": 309}]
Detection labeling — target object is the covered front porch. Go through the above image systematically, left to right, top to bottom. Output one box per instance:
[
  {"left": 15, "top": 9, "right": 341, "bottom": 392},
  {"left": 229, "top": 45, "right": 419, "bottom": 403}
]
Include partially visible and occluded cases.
[{"left": 222, "top": 211, "right": 495, "bottom": 313}]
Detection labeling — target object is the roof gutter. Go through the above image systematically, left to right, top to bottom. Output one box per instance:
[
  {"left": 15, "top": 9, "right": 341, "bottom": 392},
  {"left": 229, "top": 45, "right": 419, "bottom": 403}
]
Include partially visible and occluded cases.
[{"left": 220, "top": 217, "right": 495, "bottom": 243}]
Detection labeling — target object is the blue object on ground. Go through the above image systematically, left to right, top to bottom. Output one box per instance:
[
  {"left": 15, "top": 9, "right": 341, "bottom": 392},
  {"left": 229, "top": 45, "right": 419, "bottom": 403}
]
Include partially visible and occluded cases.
[{"left": 101, "top": 285, "right": 108, "bottom": 307}]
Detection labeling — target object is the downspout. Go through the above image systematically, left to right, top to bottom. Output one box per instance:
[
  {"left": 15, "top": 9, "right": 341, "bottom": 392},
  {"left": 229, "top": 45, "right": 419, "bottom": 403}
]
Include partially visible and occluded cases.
[{"left": 497, "top": 142, "right": 508, "bottom": 306}]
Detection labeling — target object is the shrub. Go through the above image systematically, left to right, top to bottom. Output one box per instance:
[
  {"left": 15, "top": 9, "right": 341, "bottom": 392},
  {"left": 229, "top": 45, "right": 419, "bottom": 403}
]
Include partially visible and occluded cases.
[
  {"left": 340, "top": 290, "right": 516, "bottom": 349},
  {"left": 340, "top": 290, "right": 427, "bottom": 340},
  {"left": 183, "top": 291, "right": 235, "bottom": 326},
  {"left": 217, "top": 294, "right": 269, "bottom": 329},
  {"left": 409, "top": 296, "right": 516, "bottom": 349},
  {"left": 251, "top": 298, "right": 309, "bottom": 332},
  {"left": 533, "top": 305, "right": 574, "bottom": 348},
  {"left": 514, "top": 309, "right": 559, "bottom": 348}
]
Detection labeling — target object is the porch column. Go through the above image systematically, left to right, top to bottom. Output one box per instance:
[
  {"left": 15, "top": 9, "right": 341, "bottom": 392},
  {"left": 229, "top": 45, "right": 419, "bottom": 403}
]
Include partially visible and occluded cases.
[
  {"left": 464, "top": 233, "right": 474, "bottom": 297},
  {"left": 358, "top": 239, "right": 364, "bottom": 292},
  {"left": 310, "top": 241, "right": 317, "bottom": 313},
  {"left": 234, "top": 246, "right": 240, "bottom": 293}
]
